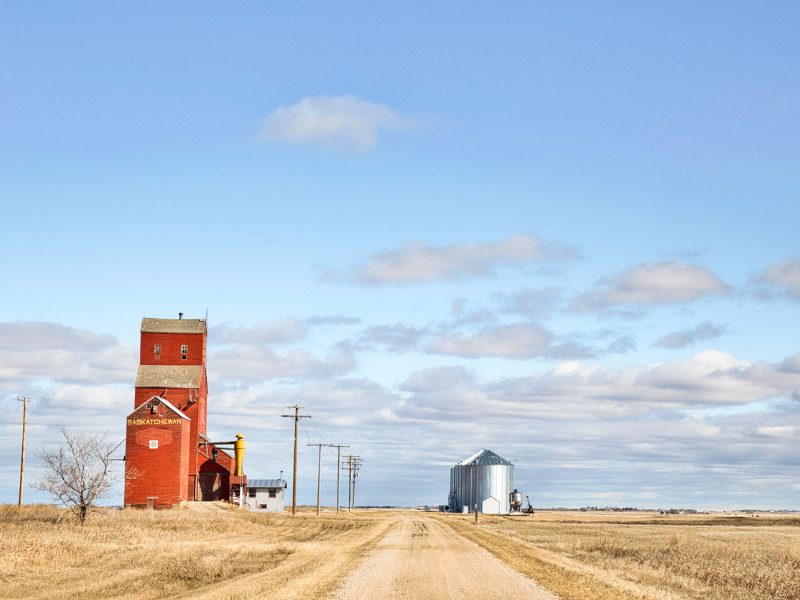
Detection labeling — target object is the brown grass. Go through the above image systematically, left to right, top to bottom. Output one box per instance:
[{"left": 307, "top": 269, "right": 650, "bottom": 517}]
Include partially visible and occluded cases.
[
  {"left": 0, "top": 504, "right": 390, "bottom": 600},
  {"left": 3, "top": 506, "right": 798, "bottom": 599},
  {"left": 435, "top": 511, "right": 800, "bottom": 600}
]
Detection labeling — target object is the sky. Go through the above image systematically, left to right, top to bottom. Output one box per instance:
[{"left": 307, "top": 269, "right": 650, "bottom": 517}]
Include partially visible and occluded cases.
[{"left": 1, "top": 2, "right": 798, "bottom": 510}]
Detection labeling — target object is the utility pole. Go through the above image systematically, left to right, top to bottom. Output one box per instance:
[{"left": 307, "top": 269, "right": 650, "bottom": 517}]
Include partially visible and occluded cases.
[
  {"left": 18, "top": 397, "right": 29, "bottom": 507},
  {"left": 281, "top": 405, "right": 310, "bottom": 515},
  {"left": 307, "top": 443, "right": 335, "bottom": 516},
  {"left": 331, "top": 444, "right": 349, "bottom": 515},
  {"left": 343, "top": 455, "right": 362, "bottom": 511},
  {"left": 344, "top": 455, "right": 353, "bottom": 512},
  {"left": 351, "top": 457, "right": 362, "bottom": 510}
]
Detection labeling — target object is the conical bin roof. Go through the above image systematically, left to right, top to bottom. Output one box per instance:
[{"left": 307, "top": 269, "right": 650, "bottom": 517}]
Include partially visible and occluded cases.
[{"left": 459, "top": 449, "right": 513, "bottom": 466}]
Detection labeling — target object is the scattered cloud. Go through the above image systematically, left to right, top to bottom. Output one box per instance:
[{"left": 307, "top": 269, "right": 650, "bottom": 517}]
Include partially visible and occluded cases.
[
  {"left": 261, "top": 95, "right": 413, "bottom": 151},
  {"left": 327, "top": 234, "right": 576, "bottom": 285},
  {"left": 749, "top": 258, "right": 800, "bottom": 300},
  {"left": 572, "top": 261, "right": 729, "bottom": 311},
  {"left": 496, "top": 287, "right": 564, "bottom": 317},
  {"left": 445, "top": 298, "right": 498, "bottom": 327},
  {"left": 304, "top": 314, "right": 362, "bottom": 326},
  {"left": 2, "top": 318, "right": 798, "bottom": 509},
  {"left": 210, "top": 318, "right": 308, "bottom": 345},
  {"left": 0, "top": 321, "right": 134, "bottom": 386},
  {"left": 0, "top": 321, "right": 116, "bottom": 352},
  {"left": 654, "top": 321, "right": 726, "bottom": 349},
  {"left": 427, "top": 322, "right": 594, "bottom": 359},
  {"left": 356, "top": 323, "right": 427, "bottom": 353},
  {"left": 608, "top": 335, "right": 637, "bottom": 354},
  {"left": 209, "top": 343, "right": 355, "bottom": 382},
  {"left": 398, "top": 350, "right": 800, "bottom": 422},
  {"left": 402, "top": 365, "right": 473, "bottom": 394},
  {"left": 215, "top": 377, "right": 400, "bottom": 426},
  {"left": 756, "top": 425, "right": 796, "bottom": 438}
]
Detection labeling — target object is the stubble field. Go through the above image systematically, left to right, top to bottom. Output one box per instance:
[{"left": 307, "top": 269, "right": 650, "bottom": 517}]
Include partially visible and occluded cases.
[
  {"left": 1, "top": 504, "right": 798, "bottom": 599},
  {"left": 440, "top": 510, "right": 800, "bottom": 600}
]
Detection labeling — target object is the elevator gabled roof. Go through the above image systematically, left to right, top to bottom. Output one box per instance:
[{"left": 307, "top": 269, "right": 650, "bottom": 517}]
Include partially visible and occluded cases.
[
  {"left": 141, "top": 318, "right": 206, "bottom": 334},
  {"left": 135, "top": 365, "right": 204, "bottom": 388},
  {"left": 127, "top": 396, "right": 191, "bottom": 421},
  {"left": 459, "top": 449, "right": 513, "bottom": 466}
]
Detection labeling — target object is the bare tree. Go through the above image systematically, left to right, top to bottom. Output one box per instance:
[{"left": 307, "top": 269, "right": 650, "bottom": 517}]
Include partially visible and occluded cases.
[{"left": 37, "top": 426, "right": 120, "bottom": 524}]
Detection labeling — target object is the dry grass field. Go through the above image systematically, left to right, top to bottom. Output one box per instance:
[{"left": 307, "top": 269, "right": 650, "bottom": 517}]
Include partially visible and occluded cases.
[
  {"left": 0, "top": 503, "right": 390, "bottom": 600},
  {"left": 2, "top": 504, "right": 798, "bottom": 599},
  {"left": 436, "top": 510, "right": 800, "bottom": 600}
]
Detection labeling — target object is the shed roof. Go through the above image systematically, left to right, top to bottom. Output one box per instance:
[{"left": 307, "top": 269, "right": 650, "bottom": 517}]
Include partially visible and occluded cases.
[
  {"left": 141, "top": 318, "right": 206, "bottom": 334},
  {"left": 135, "top": 365, "right": 203, "bottom": 388},
  {"left": 459, "top": 449, "right": 513, "bottom": 466},
  {"left": 248, "top": 479, "right": 287, "bottom": 489}
]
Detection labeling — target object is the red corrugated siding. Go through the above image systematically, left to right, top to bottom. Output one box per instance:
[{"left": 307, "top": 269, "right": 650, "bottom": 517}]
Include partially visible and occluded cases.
[
  {"left": 125, "top": 318, "right": 231, "bottom": 508},
  {"left": 139, "top": 331, "right": 205, "bottom": 365},
  {"left": 124, "top": 404, "right": 190, "bottom": 507}
]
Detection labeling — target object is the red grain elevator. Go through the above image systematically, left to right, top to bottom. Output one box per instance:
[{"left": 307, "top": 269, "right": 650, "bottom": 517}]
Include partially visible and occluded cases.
[{"left": 124, "top": 315, "right": 241, "bottom": 508}]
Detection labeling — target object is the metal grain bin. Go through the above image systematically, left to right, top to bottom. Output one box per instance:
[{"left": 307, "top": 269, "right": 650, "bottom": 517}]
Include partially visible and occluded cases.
[{"left": 448, "top": 449, "right": 514, "bottom": 514}]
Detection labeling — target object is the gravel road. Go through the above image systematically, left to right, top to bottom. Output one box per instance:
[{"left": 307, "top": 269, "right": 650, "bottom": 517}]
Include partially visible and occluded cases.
[{"left": 329, "top": 513, "right": 558, "bottom": 599}]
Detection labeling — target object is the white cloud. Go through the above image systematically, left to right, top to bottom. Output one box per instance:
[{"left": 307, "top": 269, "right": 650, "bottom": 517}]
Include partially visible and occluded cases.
[
  {"left": 261, "top": 95, "right": 413, "bottom": 151},
  {"left": 329, "top": 234, "right": 574, "bottom": 285},
  {"left": 750, "top": 258, "right": 800, "bottom": 300},
  {"left": 572, "top": 261, "right": 729, "bottom": 310},
  {"left": 496, "top": 287, "right": 564, "bottom": 317},
  {"left": 305, "top": 315, "right": 362, "bottom": 326},
  {"left": 352, "top": 316, "right": 596, "bottom": 360},
  {"left": 3, "top": 318, "right": 799, "bottom": 510},
  {"left": 210, "top": 318, "right": 308, "bottom": 345},
  {"left": 0, "top": 321, "right": 135, "bottom": 386},
  {"left": 0, "top": 321, "right": 116, "bottom": 352},
  {"left": 654, "top": 321, "right": 726, "bottom": 349},
  {"left": 0, "top": 322, "right": 140, "bottom": 504},
  {"left": 428, "top": 322, "right": 597, "bottom": 360},
  {"left": 356, "top": 323, "right": 427, "bottom": 353},
  {"left": 429, "top": 323, "right": 556, "bottom": 359},
  {"left": 607, "top": 335, "right": 637, "bottom": 354},
  {"left": 209, "top": 343, "right": 354, "bottom": 382},
  {"left": 396, "top": 350, "right": 800, "bottom": 426},
  {"left": 44, "top": 383, "right": 130, "bottom": 414},
  {"left": 756, "top": 425, "right": 796, "bottom": 438}
]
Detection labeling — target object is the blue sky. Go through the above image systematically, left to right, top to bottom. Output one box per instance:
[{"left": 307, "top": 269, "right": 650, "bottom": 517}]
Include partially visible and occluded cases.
[{"left": 1, "top": 2, "right": 798, "bottom": 509}]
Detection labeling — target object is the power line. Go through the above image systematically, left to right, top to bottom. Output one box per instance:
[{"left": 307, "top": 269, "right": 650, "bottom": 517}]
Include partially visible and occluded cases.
[{"left": 307, "top": 417, "right": 324, "bottom": 441}]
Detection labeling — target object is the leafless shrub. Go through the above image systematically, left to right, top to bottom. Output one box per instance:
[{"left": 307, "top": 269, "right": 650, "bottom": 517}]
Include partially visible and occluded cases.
[{"left": 36, "top": 426, "right": 120, "bottom": 524}]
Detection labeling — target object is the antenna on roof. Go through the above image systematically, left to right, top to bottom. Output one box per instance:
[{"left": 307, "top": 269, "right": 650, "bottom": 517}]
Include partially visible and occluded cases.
[
  {"left": 204, "top": 306, "right": 208, "bottom": 324},
  {"left": 178, "top": 312, "right": 183, "bottom": 320}
]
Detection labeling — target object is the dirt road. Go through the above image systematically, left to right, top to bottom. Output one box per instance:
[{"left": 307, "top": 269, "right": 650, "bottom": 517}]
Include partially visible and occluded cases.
[{"left": 329, "top": 513, "right": 557, "bottom": 600}]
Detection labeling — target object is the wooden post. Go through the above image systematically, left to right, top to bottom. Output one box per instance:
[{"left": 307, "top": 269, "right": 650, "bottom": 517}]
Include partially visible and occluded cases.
[
  {"left": 18, "top": 397, "right": 28, "bottom": 506},
  {"left": 281, "top": 405, "right": 310, "bottom": 515},
  {"left": 306, "top": 443, "right": 334, "bottom": 516},
  {"left": 315, "top": 443, "right": 321, "bottom": 516},
  {"left": 333, "top": 445, "right": 349, "bottom": 515},
  {"left": 346, "top": 455, "right": 353, "bottom": 512}
]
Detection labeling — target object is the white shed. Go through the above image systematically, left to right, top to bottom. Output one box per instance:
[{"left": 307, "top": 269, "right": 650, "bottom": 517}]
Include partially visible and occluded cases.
[{"left": 245, "top": 479, "right": 287, "bottom": 512}]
